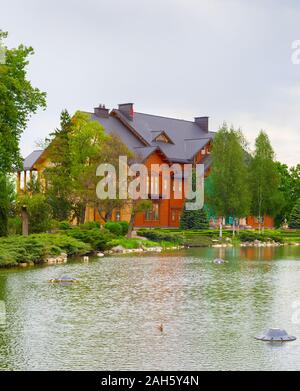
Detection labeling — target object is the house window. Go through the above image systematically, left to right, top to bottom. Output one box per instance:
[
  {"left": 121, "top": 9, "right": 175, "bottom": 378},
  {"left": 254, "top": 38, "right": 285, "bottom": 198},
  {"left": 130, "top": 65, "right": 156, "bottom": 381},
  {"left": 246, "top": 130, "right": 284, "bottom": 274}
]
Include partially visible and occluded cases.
[
  {"left": 151, "top": 175, "right": 159, "bottom": 196},
  {"left": 163, "top": 178, "right": 168, "bottom": 191},
  {"left": 173, "top": 178, "right": 182, "bottom": 195},
  {"left": 145, "top": 203, "right": 159, "bottom": 221},
  {"left": 115, "top": 210, "right": 121, "bottom": 221}
]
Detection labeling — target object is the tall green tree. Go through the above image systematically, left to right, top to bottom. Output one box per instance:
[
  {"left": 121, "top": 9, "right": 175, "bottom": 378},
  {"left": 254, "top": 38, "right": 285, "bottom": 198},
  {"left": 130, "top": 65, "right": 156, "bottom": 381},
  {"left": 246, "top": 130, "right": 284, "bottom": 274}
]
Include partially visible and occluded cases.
[
  {"left": 0, "top": 31, "right": 46, "bottom": 235},
  {"left": 44, "top": 110, "right": 73, "bottom": 221},
  {"left": 45, "top": 111, "right": 110, "bottom": 224},
  {"left": 208, "top": 123, "right": 250, "bottom": 237},
  {"left": 249, "top": 131, "right": 283, "bottom": 232},
  {"left": 275, "top": 162, "right": 300, "bottom": 226},
  {"left": 180, "top": 168, "right": 209, "bottom": 230},
  {"left": 289, "top": 198, "right": 300, "bottom": 229},
  {"left": 180, "top": 204, "right": 209, "bottom": 230}
]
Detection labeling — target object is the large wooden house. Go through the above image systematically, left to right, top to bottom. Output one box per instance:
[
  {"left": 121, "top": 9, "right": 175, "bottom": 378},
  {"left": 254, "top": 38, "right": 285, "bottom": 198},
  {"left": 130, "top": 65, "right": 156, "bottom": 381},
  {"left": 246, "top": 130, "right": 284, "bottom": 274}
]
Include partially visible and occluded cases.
[{"left": 19, "top": 103, "right": 274, "bottom": 228}]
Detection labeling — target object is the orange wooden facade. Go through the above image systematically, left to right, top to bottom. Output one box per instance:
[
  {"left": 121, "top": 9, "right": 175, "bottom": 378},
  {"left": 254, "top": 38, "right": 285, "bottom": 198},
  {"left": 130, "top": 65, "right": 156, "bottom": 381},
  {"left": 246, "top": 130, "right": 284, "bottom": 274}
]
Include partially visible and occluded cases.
[{"left": 246, "top": 215, "right": 274, "bottom": 229}]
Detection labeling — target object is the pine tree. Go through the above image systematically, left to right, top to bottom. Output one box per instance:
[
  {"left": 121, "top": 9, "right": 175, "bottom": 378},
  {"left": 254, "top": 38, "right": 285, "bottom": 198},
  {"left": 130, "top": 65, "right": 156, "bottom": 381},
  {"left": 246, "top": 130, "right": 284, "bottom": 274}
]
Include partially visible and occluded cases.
[
  {"left": 289, "top": 199, "right": 300, "bottom": 229},
  {"left": 180, "top": 203, "right": 209, "bottom": 229}
]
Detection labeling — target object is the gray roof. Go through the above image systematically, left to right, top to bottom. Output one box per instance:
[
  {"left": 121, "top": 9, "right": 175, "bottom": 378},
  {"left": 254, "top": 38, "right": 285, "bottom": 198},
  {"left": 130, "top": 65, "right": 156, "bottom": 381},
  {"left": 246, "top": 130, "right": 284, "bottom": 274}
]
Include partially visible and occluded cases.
[
  {"left": 22, "top": 108, "right": 215, "bottom": 171},
  {"left": 91, "top": 109, "right": 215, "bottom": 165},
  {"left": 23, "top": 150, "right": 44, "bottom": 171}
]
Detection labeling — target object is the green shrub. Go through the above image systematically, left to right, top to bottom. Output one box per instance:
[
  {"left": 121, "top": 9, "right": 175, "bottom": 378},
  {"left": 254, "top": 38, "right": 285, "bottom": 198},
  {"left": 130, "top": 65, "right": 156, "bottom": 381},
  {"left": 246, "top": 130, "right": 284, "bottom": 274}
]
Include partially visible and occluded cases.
[
  {"left": 17, "top": 193, "right": 53, "bottom": 233},
  {"left": 180, "top": 205, "right": 209, "bottom": 230},
  {"left": 8, "top": 217, "right": 22, "bottom": 235},
  {"left": 58, "top": 220, "right": 71, "bottom": 230},
  {"left": 79, "top": 221, "right": 101, "bottom": 230},
  {"left": 104, "top": 221, "right": 123, "bottom": 236},
  {"left": 119, "top": 221, "right": 129, "bottom": 235},
  {"left": 65, "top": 227, "right": 114, "bottom": 251},
  {"left": 137, "top": 229, "right": 184, "bottom": 244},
  {"left": 238, "top": 230, "right": 283, "bottom": 243},
  {"left": 0, "top": 233, "right": 91, "bottom": 267},
  {"left": 107, "top": 237, "right": 159, "bottom": 249},
  {"left": 107, "top": 238, "right": 143, "bottom": 249}
]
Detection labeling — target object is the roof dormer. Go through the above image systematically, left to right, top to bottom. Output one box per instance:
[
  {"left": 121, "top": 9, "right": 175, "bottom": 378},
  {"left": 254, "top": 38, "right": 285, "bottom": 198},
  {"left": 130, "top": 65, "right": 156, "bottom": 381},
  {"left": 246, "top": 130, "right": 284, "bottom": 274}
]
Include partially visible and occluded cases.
[{"left": 152, "top": 131, "right": 174, "bottom": 144}]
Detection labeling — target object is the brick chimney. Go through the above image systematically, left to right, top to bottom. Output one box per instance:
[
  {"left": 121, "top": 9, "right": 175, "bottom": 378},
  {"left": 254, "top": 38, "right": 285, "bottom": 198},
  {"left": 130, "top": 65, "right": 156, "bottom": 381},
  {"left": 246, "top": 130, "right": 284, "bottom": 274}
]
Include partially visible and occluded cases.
[
  {"left": 118, "top": 103, "right": 134, "bottom": 120},
  {"left": 94, "top": 104, "right": 109, "bottom": 118},
  {"left": 195, "top": 116, "right": 209, "bottom": 132}
]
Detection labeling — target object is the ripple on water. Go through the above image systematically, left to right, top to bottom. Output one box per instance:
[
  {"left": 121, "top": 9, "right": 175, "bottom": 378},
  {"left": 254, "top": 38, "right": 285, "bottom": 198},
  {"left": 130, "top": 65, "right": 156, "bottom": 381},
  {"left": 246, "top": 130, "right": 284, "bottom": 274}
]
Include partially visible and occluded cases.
[{"left": 0, "top": 246, "right": 300, "bottom": 370}]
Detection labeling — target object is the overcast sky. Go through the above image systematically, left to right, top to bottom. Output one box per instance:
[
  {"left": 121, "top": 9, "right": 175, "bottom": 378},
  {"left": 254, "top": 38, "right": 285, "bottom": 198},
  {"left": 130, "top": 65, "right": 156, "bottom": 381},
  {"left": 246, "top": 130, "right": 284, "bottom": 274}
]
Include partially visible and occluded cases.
[{"left": 1, "top": 0, "right": 300, "bottom": 166}]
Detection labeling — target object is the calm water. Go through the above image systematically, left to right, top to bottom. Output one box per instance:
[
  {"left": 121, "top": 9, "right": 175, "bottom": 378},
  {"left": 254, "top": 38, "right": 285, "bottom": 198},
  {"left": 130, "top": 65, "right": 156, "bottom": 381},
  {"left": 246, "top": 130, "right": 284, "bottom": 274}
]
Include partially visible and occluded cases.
[{"left": 1, "top": 246, "right": 300, "bottom": 371}]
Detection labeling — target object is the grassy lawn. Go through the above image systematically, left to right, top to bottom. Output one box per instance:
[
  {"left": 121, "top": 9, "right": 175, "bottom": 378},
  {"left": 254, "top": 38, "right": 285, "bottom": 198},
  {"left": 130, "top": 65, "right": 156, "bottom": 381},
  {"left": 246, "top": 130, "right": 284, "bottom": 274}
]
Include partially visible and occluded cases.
[{"left": 137, "top": 228, "right": 300, "bottom": 247}]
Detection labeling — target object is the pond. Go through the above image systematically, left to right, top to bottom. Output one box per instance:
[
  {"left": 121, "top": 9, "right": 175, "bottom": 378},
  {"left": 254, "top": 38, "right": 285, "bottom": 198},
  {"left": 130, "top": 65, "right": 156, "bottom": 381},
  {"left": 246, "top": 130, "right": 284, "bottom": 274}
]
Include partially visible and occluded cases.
[{"left": 1, "top": 246, "right": 300, "bottom": 370}]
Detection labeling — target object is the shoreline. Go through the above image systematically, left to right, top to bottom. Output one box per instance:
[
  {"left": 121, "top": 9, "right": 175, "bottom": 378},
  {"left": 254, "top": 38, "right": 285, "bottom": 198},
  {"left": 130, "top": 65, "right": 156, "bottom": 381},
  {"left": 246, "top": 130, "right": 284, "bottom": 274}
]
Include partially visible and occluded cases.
[{"left": 3, "top": 240, "right": 299, "bottom": 270}]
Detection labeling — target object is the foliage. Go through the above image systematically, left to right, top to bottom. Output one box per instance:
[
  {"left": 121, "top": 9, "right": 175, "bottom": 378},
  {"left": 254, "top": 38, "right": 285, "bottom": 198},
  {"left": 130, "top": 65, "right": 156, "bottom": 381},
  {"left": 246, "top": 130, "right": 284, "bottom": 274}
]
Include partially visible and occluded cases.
[
  {"left": 0, "top": 31, "right": 46, "bottom": 174},
  {"left": 0, "top": 31, "right": 46, "bottom": 234},
  {"left": 44, "top": 110, "right": 75, "bottom": 221},
  {"left": 44, "top": 112, "right": 133, "bottom": 225},
  {"left": 208, "top": 124, "right": 250, "bottom": 234},
  {"left": 249, "top": 131, "right": 283, "bottom": 229},
  {"left": 94, "top": 133, "right": 134, "bottom": 222},
  {"left": 275, "top": 162, "right": 300, "bottom": 226},
  {"left": 0, "top": 174, "right": 8, "bottom": 236},
  {"left": 17, "top": 193, "right": 53, "bottom": 233},
  {"left": 289, "top": 199, "right": 300, "bottom": 229},
  {"left": 127, "top": 200, "right": 152, "bottom": 238},
  {"left": 180, "top": 205, "right": 209, "bottom": 230},
  {"left": 8, "top": 216, "right": 22, "bottom": 235},
  {"left": 58, "top": 220, "right": 71, "bottom": 230},
  {"left": 79, "top": 221, "right": 101, "bottom": 229},
  {"left": 104, "top": 221, "right": 123, "bottom": 236},
  {"left": 119, "top": 221, "right": 129, "bottom": 235},
  {"left": 64, "top": 226, "right": 114, "bottom": 251},
  {"left": 137, "top": 229, "right": 184, "bottom": 244},
  {"left": 237, "top": 230, "right": 283, "bottom": 243},
  {"left": 0, "top": 233, "right": 90, "bottom": 267},
  {"left": 106, "top": 237, "right": 176, "bottom": 249},
  {"left": 107, "top": 237, "right": 146, "bottom": 249}
]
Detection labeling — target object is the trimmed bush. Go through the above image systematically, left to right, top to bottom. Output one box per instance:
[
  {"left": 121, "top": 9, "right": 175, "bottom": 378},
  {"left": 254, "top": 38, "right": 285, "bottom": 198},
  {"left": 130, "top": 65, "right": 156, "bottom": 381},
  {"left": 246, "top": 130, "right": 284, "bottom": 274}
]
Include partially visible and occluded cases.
[
  {"left": 58, "top": 220, "right": 71, "bottom": 230},
  {"left": 80, "top": 221, "right": 101, "bottom": 230},
  {"left": 104, "top": 221, "right": 123, "bottom": 236},
  {"left": 119, "top": 221, "right": 129, "bottom": 235},
  {"left": 65, "top": 227, "right": 114, "bottom": 251},
  {"left": 137, "top": 229, "right": 184, "bottom": 244},
  {"left": 238, "top": 230, "right": 283, "bottom": 243},
  {"left": 0, "top": 234, "right": 91, "bottom": 267}
]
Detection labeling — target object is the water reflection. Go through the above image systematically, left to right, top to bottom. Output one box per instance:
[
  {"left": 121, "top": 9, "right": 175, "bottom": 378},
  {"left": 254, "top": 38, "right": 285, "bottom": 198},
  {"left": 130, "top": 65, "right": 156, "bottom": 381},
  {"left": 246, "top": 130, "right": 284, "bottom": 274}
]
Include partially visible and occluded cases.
[{"left": 0, "top": 246, "right": 299, "bottom": 370}]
